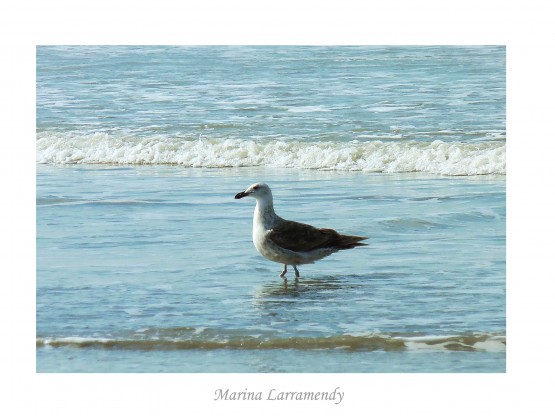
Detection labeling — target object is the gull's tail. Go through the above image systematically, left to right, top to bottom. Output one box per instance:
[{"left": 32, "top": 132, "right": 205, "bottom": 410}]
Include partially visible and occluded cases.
[{"left": 335, "top": 234, "right": 368, "bottom": 250}]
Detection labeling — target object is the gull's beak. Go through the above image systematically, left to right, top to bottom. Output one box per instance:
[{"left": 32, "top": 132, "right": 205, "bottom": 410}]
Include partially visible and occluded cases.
[{"left": 235, "top": 191, "right": 249, "bottom": 199}]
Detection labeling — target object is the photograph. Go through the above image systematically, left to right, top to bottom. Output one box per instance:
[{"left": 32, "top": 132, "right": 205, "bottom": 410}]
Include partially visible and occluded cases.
[{"left": 36, "top": 45, "right": 506, "bottom": 373}]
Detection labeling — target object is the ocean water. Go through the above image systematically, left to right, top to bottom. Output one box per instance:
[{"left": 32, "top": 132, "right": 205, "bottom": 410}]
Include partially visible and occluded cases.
[{"left": 36, "top": 46, "right": 506, "bottom": 372}]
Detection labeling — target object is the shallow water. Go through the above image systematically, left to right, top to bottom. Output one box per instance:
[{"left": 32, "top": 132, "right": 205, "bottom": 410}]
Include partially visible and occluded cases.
[{"left": 36, "top": 165, "right": 505, "bottom": 372}]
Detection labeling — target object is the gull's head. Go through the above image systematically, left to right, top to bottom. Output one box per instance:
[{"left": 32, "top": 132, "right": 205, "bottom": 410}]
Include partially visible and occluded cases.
[{"left": 235, "top": 183, "right": 272, "bottom": 201}]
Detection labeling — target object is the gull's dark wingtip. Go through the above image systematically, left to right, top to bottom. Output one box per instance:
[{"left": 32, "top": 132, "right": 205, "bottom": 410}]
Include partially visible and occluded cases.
[{"left": 336, "top": 235, "right": 369, "bottom": 250}]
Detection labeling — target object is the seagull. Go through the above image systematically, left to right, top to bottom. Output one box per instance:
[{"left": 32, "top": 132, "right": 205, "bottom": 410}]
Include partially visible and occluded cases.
[{"left": 235, "top": 183, "right": 368, "bottom": 281}]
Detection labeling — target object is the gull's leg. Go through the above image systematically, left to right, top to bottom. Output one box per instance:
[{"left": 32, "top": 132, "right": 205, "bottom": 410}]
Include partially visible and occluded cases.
[
  {"left": 280, "top": 264, "right": 288, "bottom": 279},
  {"left": 293, "top": 266, "right": 300, "bottom": 281}
]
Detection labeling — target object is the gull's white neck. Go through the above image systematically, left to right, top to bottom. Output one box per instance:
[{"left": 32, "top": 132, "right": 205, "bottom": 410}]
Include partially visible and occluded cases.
[
  {"left": 251, "top": 194, "right": 280, "bottom": 259},
  {"left": 253, "top": 195, "right": 278, "bottom": 229}
]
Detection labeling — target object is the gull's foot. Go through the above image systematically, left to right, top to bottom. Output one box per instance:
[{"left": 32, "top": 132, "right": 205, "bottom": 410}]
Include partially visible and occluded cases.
[{"left": 280, "top": 264, "right": 288, "bottom": 279}]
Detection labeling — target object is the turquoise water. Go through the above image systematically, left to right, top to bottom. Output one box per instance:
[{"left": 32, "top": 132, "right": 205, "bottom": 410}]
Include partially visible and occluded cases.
[{"left": 36, "top": 46, "right": 505, "bottom": 372}]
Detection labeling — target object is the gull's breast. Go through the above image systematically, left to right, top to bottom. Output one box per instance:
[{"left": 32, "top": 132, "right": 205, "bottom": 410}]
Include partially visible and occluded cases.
[{"left": 252, "top": 222, "right": 282, "bottom": 263}]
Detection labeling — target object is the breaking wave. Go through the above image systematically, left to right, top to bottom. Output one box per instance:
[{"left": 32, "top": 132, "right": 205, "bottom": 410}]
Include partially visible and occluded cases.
[{"left": 36, "top": 132, "right": 505, "bottom": 176}]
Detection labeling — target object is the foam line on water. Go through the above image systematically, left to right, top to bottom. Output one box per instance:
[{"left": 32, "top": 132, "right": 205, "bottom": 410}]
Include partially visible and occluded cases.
[
  {"left": 37, "top": 132, "right": 506, "bottom": 176},
  {"left": 36, "top": 332, "right": 506, "bottom": 352}
]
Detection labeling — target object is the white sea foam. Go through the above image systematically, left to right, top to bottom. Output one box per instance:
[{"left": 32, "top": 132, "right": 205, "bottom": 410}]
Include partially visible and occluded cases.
[
  {"left": 287, "top": 105, "right": 332, "bottom": 113},
  {"left": 36, "top": 132, "right": 506, "bottom": 176},
  {"left": 400, "top": 334, "right": 506, "bottom": 353}
]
